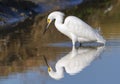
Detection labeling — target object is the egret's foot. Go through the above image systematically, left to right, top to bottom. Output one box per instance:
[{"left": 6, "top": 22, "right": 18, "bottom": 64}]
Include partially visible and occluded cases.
[
  {"left": 79, "top": 43, "right": 82, "bottom": 47},
  {"left": 98, "top": 43, "right": 105, "bottom": 46}
]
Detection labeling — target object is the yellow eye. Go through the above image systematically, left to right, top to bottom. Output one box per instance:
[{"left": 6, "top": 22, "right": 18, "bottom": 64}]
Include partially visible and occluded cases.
[
  {"left": 47, "top": 19, "right": 51, "bottom": 24},
  {"left": 48, "top": 67, "right": 51, "bottom": 72}
]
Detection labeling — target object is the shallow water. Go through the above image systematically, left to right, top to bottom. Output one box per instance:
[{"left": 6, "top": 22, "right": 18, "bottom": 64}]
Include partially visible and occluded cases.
[
  {"left": 0, "top": 1, "right": 120, "bottom": 84},
  {"left": 0, "top": 40, "right": 120, "bottom": 84}
]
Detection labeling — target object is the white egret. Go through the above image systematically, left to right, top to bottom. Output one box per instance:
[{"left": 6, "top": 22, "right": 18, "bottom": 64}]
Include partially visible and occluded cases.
[
  {"left": 43, "top": 11, "right": 106, "bottom": 46},
  {"left": 44, "top": 46, "right": 105, "bottom": 80}
]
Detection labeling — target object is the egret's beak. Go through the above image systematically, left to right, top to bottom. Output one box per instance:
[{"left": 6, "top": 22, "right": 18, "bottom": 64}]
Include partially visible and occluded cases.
[
  {"left": 43, "top": 19, "right": 51, "bottom": 35},
  {"left": 43, "top": 55, "right": 52, "bottom": 72}
]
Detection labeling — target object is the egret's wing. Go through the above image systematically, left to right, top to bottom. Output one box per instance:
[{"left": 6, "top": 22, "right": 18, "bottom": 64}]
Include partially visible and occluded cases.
[
  {"left": 64, "top": 16, "right": 97, "bottom": 40},
  {"left": 64, "top": 46, "right": 104, "bottom": 75},
  {"left": 64, "top": 48, "right": 95, "bottom": 75}
]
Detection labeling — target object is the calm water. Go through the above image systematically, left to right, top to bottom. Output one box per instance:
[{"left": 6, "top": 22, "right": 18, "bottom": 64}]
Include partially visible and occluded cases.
[
  {"left": 0, "top": 2, "right": 120, "bottom": 84},
  {"left": 0, "top": 40, "right": 120, "bottom": 84}
]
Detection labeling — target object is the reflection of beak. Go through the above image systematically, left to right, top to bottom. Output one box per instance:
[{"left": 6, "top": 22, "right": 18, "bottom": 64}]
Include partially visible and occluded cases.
[{"left": 43, "top": 55, "right": 51, "bottom": 72}]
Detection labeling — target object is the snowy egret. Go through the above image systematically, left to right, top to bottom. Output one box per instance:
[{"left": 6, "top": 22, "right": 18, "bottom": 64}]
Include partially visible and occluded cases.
[
  {"left": 43, "top": 11, "right": 106, "bottom": 46},
  {"left": 44, "top": 46, "right": 104, "bottom": 80}
]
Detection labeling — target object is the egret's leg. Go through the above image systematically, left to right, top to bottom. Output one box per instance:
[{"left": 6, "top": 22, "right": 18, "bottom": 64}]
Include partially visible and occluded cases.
[
  {"left": 71, "top": 34, "right": 77, "bottom": 46},
  {"left": 72, "top": 40, "right": 76, "bottom": 46}
]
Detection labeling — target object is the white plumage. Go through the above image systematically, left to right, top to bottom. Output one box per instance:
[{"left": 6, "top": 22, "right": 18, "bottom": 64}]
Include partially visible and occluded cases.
[
  {"left": 44, "top": 11, "right": 106, "bottom": 46},
  {"left": 48, "top": 46, "right": 105, "bottom": 80}
]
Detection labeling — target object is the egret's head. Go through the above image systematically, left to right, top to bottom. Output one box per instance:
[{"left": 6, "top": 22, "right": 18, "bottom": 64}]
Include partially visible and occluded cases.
[
  {"left": 43, "top": 11, "right": 65, "bottom": 34},
  {"left": 47, "top": 11, "right": 64, "bottom": 24},
  {"left": 46, "top": 15, "right": 54, "bottom": 27},
  {"left": 47, "top": 64, "right": 63, "bottom": 80},
  {"left": 47, "top": 66, "right": 51, "bottom": 72}
]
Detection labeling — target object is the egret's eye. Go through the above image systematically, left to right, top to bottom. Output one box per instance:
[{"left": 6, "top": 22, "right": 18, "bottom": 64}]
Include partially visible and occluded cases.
[
  {"left": 47, "top": 19, "right": 51, "bottom": 24},
  {"left": 48, "top": 67, "right": 51, "bottom": 72}
]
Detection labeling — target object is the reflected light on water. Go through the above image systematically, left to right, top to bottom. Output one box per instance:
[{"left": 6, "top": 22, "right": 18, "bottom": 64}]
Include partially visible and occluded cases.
[
  {"left": 0, "top": 45, "right": 105, "bottom": 84},
  {"left": 47, "top": 46, "right": 105, "bottom": 80}
]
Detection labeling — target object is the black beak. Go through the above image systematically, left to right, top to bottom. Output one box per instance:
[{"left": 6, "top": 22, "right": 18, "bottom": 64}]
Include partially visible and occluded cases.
[
  {"left": 43, "top": 23, "right": 50, "bottom": 35},
  {"left": 43, "top": 27, "right": 47, "bottom": 35}
]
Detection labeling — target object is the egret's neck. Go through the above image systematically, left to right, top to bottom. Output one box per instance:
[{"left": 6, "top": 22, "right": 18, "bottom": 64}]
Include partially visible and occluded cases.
[
  {"left": 55, "top": 16, "right": 64, "bottom": 28},
  {"left": 48, "top": 64, "right": 64, "bottom": 80},
  {"left": 55, "top": 64, "right": 64, "bottom": 74}
]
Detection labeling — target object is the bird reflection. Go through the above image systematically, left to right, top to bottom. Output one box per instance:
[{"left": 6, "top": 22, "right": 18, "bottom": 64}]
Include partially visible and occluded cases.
[{"left": 44, "top": 46, "right": 105, "bottom": 80}]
